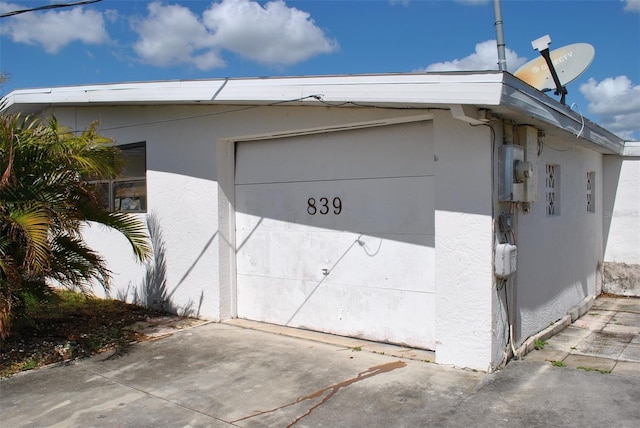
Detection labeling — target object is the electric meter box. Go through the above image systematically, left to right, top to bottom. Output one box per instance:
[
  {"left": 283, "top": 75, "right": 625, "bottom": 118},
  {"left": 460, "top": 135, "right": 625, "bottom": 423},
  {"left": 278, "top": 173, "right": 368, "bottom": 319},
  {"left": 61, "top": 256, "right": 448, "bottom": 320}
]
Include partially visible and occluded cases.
[
  {"left": 498, "top": 145, "right": 525, "bottom": 202},
  {"left": 495, "top": 243, "right": 517, "bottom": 278}
]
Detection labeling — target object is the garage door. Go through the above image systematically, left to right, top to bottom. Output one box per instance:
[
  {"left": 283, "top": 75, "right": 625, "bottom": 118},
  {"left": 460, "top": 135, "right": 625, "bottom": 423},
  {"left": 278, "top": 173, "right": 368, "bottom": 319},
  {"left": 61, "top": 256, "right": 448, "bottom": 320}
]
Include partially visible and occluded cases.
[{"left": 234, "top": 121, "right": 435, "bottom": 348}]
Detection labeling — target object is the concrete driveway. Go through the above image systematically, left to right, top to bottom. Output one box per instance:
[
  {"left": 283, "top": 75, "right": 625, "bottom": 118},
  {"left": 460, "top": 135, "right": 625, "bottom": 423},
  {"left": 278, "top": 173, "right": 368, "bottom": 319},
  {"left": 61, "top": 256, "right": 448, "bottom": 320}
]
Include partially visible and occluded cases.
[{"left": 1, "top": 296, "right": 639, "bottom": 427}]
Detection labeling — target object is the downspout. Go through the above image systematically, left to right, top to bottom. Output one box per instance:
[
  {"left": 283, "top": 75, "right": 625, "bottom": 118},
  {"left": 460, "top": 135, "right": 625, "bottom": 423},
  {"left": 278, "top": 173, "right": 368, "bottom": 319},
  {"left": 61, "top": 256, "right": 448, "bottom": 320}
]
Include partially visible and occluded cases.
[{"left": 494, "top": 0, "right": 508, "bottom": 71}]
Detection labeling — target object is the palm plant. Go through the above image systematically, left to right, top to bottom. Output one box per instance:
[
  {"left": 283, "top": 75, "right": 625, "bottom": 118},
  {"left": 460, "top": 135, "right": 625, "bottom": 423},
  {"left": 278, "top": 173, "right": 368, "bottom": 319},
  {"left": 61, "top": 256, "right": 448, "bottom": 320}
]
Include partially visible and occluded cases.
[{"left": 0, "top": 112, "right": 151, "bottom": 338}]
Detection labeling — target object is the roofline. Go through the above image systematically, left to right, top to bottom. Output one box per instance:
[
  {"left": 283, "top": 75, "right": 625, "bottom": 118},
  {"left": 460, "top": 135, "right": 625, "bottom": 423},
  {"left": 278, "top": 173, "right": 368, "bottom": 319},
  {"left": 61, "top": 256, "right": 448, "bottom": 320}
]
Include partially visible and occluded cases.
[
  {"left": 1, "top": 71, "right": 625, "bottom": 155},
  {"left": 1, "top": 71, "right": 505, "bottom": 108},
  {"left": 500, "top": 73, "right": 625, "bottom": 155},
  {"left": 621, "top": 141, "right": 640, "bottom": 157}
]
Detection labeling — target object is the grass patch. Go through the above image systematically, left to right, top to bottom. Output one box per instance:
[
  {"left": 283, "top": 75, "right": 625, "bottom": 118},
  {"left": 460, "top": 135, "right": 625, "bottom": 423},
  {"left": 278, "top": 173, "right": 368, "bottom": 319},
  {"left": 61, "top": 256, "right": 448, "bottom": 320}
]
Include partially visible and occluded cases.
[
  {"left": 0, "top": 290, "right": 169, "bottom": 378},
  {"left": 534, "top": 339, "right": 548, "bottom": 350},
  {"left": 352, "top": 346, "right": 362, "bottom": 352},
  {"left": 551, "top": 361, "right": 566, "bottom": 367},
  {"left": 576, "top": 366, "right": 611, "bottom": 374}
]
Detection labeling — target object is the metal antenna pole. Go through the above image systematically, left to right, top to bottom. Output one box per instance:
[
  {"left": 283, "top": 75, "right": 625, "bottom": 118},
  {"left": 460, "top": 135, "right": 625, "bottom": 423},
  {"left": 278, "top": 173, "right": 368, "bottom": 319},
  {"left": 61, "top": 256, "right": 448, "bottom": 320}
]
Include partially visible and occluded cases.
[
  {"left": 494, "top": 0, "right": 508, "bottom": 71},
  {"left": 531, "top": 35, "right": 568, "bottom": 105},
  {"left": 539, "top": 49, "right": 568, "bottom": 104}
]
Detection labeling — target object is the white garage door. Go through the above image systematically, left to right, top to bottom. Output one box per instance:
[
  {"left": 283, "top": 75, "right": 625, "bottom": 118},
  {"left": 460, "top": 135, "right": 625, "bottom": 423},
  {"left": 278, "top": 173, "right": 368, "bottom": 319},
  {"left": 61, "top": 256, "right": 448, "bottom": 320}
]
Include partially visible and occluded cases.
[{"left": 234, "top": 121, "right": 435, "bottom": 348}]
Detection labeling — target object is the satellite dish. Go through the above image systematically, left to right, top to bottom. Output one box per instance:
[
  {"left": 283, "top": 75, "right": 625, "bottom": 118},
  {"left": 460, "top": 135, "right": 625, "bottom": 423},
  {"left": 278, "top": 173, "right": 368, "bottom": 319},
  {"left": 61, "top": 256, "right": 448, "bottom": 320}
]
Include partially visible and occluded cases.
[{"left": 514, "top": 43, "right": 595, "bottom": 91}]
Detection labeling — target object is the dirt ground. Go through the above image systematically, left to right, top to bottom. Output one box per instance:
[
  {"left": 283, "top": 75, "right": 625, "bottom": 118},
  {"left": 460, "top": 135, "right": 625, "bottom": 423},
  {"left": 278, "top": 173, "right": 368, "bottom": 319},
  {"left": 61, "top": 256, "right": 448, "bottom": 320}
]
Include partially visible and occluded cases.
[{"left": 0, "top": 294, "right": 203, "bottom": 378}]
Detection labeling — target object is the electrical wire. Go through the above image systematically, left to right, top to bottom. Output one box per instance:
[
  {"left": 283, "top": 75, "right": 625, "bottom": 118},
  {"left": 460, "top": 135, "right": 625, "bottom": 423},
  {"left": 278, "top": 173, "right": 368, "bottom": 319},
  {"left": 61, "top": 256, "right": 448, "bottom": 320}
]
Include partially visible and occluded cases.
[
  {"left": 1, "top": 0, "right": 102, "bottom": 18},
  {"left": 82, "top": 94, "right": 324, "bottom": 132},
  {"left": 73, "top": 95, "right": 440, "bottom": 133},
  {"left": 315, "top": 97, "right": 448, "bottom": 112},
  {"left": 570, "top": 103, "right": 585, "bottom": 138},
  {"left": 481, "top": 118, "right": 514, "bottom": 356},
  {"left": 512, "top": 121, "right": 520, "bottom": 146},
  {"left": 536, "top": 129, "right": 573, "bottom": 152},
  {"left": 537, "top": 131, "right": 544, "bottom": 156},
  {"left": 542, "top": 141, "right": 573, "bottom": 152},
  {"left": 499, "top": 278, "right": 512, "bottom": 347}
]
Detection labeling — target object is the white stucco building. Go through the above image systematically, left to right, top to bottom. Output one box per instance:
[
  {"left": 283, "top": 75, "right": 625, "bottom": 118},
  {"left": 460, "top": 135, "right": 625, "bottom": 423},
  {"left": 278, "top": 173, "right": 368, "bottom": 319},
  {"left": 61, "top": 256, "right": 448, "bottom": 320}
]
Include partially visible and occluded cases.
[
  {"left": 2, "top": 71, "right": 637, "bottom": 371},
  {"left": 603, "top": 142, "right": 640, "bottom": 296}
]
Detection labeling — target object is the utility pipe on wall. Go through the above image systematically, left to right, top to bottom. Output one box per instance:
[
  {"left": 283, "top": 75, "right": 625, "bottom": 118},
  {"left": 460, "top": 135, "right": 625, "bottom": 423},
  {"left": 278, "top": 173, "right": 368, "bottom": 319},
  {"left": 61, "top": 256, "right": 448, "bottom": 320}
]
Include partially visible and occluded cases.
[{"left": 494, "top": 0, "right": 508, "bottom": 71}]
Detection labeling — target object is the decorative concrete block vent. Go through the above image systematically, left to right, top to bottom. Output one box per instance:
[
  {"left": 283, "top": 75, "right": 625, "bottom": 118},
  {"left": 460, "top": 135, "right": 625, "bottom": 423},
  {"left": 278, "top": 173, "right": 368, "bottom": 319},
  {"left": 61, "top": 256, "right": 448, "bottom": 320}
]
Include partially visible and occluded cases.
[{"left": 604, "top": 262, "right": 640, "bottom": 297}]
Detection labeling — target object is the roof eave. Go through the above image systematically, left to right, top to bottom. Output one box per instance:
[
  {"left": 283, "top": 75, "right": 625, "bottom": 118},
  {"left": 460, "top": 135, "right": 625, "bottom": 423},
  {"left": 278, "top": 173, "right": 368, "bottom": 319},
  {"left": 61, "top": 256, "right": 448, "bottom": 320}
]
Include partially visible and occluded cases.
[
  {"left": 0, "top": 72, "right": 625, "bottom": 155},
  {"left": 0, "top": 72, "right": 505, "bottom": 113},
  {"left": 499, "top": 74, "right": 625, "bottom": 155}
]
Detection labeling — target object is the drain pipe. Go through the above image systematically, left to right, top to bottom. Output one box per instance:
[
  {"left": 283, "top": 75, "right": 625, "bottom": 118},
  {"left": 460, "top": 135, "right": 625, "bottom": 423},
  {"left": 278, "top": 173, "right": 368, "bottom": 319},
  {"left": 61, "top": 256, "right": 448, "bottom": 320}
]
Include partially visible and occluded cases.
[{"left": 493, "top": 0, "right": 507, "bottom": 71}]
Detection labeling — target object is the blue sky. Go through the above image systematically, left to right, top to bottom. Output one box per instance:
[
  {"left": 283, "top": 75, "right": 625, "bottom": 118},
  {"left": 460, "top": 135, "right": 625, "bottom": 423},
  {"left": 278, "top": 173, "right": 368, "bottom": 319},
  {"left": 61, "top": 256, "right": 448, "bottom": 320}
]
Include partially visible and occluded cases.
[{"left": 1, "top": 0, "right": 639, "bottom": 139}]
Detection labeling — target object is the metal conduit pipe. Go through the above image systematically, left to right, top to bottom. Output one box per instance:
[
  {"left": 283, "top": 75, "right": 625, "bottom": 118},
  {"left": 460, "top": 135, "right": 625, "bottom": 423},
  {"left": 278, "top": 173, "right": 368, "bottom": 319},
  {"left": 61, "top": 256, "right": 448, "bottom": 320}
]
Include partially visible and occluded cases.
[{"left": 494, "top": 0, "right": 508, "bottom": 71}]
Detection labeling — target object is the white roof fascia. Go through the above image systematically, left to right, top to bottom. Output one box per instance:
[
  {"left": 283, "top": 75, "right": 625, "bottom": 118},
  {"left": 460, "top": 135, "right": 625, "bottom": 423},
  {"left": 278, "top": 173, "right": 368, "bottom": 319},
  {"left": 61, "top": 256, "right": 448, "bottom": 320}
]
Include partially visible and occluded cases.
[
  {"left": 1, "top": 72, "right": 504, "bottom": 110},
  {"left": 1, "top": 72, "right": 625, "bottom": 154},
  {"left": 214, "top": 72, "right": 504, "bottom": 106},
  {"left": 500, "top": 74, "right": 625, "bottom": 155},
  {"left": 2, "top": 80, "right": 228, "bottom": 106},
  {"left": 622, "top": 142, "right": 640, "bottom": 157}
]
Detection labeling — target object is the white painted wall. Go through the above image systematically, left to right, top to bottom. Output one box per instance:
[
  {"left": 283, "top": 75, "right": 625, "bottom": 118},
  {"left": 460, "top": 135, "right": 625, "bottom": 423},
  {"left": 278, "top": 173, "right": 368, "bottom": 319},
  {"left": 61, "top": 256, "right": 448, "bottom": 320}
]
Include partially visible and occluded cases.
[
  {"left": 47, "top": 103, "right": 603, "bottom": 372},
  {"left": 50, "top": 105, "right": 438, "bottom": 321},
  {"left": 432, "top": 111, "right": 495, "bottom": 371},
  {"left": 516, "top": 136, "right": 603, "bottom": 343},
  {"left": 603, "top": 147, "right": 640, "bottom": 296},
  {"left": 603, "top": 153, "right": 640, "bottom": 264}
]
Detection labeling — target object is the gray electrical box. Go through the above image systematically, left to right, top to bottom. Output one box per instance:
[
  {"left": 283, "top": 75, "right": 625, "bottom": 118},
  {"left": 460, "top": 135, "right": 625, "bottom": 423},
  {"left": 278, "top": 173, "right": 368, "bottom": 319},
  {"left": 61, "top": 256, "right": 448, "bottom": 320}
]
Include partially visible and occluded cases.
[
  {"left": 499, "top": 145, "right": 525, "bottom": 201},
  {"left": 495, "top": 243, "right": 517, "bottom": 278}
]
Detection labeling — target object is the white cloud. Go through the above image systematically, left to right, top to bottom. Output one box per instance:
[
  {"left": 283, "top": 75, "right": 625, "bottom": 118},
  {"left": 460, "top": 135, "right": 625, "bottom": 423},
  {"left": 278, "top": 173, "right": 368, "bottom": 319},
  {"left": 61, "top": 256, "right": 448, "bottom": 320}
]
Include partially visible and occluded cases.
[
  {"left": 132, "top": 0, "right": 337, "bottom": 69},
  {"left": 203, "top": 0, "right": 338, "bottom": 66},
  {"left": 622, "top": 0, "right": 640, "bottom": 12},
  {"left": 0, "top": 2, "right": 109, "bottom": 53},
  {"left": 132, "top": 2, "right": 223, "bottom": 70},
  {"left": 103, "top": 8, "right": 120, "bottom": 24},
  {"left": 421, "top": 40, "right": 527, "bottom": 73},
  {"left": 580, "top": 76, "right": 640, "bottom": 140}
]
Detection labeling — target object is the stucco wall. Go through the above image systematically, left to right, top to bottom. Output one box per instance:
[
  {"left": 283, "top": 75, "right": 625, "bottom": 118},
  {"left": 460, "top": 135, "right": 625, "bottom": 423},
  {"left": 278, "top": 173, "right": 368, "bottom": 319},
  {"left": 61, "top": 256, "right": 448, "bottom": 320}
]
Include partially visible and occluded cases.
[
  {"left": 46, "top": 104, "right": 500, "bottom": 370},
  {"left": 51, "top": 105, "right": 439, "bottom": 320},
  {"left": 432, "top": 111, "right": 495, "bottom": 371},
  {"left": 516, "top": 135, "right": 603, "bottom": 344},
  {"left": 603, "top": 149, "right": 640, "bottom": 296}
]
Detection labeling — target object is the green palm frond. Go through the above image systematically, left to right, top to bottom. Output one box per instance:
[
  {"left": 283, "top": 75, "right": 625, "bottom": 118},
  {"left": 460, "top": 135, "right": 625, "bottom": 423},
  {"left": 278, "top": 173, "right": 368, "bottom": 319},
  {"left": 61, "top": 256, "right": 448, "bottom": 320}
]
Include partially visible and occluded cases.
[
  {"left": 1, "top": 111, "right": 151, "bottom": 338},
  {"left": 46, "top": 118, "right": 122, "bottom": 180},
  {"left": 4, "top": 205, "right": 52, "bottom": 276},
  {"left": 89, "top": 210, "right": 151, "bottom": 263},
  {"left": 49, "top": 233, "right": 111, "bottom": 293},
  {"left": 0, "top": 235, "right": 20, "bottom": 285}
]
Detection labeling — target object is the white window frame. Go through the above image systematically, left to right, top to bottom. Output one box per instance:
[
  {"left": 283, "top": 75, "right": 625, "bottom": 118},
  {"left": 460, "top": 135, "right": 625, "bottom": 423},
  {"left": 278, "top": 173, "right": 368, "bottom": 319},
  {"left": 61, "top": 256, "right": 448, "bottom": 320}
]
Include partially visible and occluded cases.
[{"left": 90, "top": 142, "right": 147, "bottom": 213}]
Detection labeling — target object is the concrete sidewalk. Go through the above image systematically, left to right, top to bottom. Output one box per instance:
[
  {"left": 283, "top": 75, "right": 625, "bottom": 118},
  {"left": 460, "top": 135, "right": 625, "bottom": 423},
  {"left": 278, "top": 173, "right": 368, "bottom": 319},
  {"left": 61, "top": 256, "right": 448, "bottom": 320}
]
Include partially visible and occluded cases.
[
  {"left": 523, "top": 296, "right": 640, "bottom": 376},
  {"left": 2, "top": 297, "right": 640, "bottom": 427}
]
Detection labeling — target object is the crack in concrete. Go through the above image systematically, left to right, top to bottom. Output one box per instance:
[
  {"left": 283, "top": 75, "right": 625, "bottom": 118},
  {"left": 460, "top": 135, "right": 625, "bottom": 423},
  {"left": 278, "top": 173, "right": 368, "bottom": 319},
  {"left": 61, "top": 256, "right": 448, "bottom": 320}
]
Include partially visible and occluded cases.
[
  {"left": 232, "top": 360, "right": 406, "bottom": 427},
  {"left": 80, "top": 366, "right": 235, "bottom": 426}
]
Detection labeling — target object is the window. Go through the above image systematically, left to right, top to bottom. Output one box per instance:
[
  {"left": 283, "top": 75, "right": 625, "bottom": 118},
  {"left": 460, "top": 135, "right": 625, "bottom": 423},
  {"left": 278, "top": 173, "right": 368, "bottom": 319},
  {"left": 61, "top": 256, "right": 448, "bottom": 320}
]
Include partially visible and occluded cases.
[
  {"left": 90, "top": 142, "right": 147, "bottom": 213},
  {"left": 545, "top": 164, "right": 560, "bottom": 217},
  {"left": 587, "top": 171, "right": 596, "bottom": 213}
]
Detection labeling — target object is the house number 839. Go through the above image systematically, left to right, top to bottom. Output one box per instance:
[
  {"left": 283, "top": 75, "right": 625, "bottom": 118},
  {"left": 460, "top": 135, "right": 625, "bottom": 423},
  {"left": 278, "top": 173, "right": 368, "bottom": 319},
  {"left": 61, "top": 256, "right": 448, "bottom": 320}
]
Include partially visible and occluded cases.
[{"left": 307, "top": 197, "right": 342, "bottom": 215}]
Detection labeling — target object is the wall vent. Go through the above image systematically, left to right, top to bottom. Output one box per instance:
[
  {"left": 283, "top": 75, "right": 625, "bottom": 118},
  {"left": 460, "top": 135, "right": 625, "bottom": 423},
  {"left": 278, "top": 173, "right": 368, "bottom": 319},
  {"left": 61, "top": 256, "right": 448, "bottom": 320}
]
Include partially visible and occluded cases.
[
  {"left": 546, "top": 164, "right": 560, "bottom": 217},
  {"left": 587, "top": 171, "right": 596, "bottom": 213}
]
